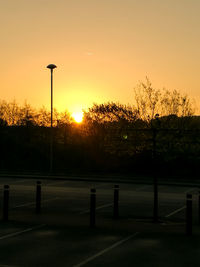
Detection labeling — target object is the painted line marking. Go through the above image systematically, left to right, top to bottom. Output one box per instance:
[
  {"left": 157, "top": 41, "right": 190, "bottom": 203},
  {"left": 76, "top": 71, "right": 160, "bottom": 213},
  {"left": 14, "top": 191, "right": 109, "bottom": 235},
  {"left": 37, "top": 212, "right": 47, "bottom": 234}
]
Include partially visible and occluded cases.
[
  {"left": 0, "top": 179, "right": 28, "bottom": 186},
  {"left": 10, "top": 179, "right": 28, "bottom": 184},
  {"left": 47, "top": 181, "right": 69, "bottom": 186},
  {"left": 47, "top": 181, "right": 109, "bottom": 190},
  {"left": 94, "top": 183, "right": 109, "bottom": 189},
  {"left": 134, "top": 185, "right": 151, "bottom": 192},
  {"left": 13, "top": 197, "right": 60, "bottom": 209},
  {"left": 79, "top": 203, "right": 114, "bottom": 215},
  {"left": 165, "top": 205, "right": 186, "bottom": 218},
  {"left": 0, "top": 224, "right": 46, "bottom": 241},
  {"left": 73, "top": 232, "right": 139, "bottom": 267}
]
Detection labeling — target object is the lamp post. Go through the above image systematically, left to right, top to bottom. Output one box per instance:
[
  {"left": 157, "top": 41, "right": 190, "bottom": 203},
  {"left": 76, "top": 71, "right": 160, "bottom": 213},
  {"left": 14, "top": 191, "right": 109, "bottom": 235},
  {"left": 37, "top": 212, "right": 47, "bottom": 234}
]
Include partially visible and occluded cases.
[
  {"left": 47, "top": 64, "right": 57, "bottom": 172},
  {"left": 152, "top": 114, "right": 160, "bottom": 223},
  {"left": 152, "top": 126, "right": 158, "bottom": 222}
]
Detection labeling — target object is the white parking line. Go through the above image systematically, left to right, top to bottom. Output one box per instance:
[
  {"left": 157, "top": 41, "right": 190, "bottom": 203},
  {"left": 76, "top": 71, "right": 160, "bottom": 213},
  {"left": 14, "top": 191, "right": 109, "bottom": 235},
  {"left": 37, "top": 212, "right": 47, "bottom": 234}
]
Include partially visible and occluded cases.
[
  {"left": 0, "top": 179, "right": 28, "bottom": 186},
  {"left": 10, "top": 179, "right": 28, "bottom": 184},
  {"left": 47, "top": 181, "right": 68, "bottom": 186},
  {"left": 94, "top": 183, "right": 109, "bottom": 189},
  {"left": 134, "top": 185, "right": 151, "bottom": 192},
  {"left": 13, "top": 197, "right": 60, "bottom": 208},
  {"left": 79, "top": 203, "right": 114, "bottom": 215},
  {"left": 165, "top": 205, "right": 186, "bottom": 218},
  {"left": 0, "top": 224, "right": 46, "bottom": 240},
  {"left": 73, "top": 232, "right": 139, "bottom": 267}
]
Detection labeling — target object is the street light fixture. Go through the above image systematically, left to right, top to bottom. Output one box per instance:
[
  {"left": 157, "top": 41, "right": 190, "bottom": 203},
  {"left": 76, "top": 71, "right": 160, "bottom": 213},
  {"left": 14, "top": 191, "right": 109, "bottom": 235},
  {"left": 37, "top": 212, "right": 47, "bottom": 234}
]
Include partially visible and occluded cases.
[{"left": 47, "top": 64, "right": 57, "bottom": 172}]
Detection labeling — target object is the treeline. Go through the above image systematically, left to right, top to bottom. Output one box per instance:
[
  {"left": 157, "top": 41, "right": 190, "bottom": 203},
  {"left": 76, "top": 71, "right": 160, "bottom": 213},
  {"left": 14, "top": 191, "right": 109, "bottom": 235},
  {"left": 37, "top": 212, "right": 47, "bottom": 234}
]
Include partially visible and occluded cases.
[
  {"left": 0, "top": 78, "right": 195, "bottom": 126},
  {"left": 0, "top": 79, "right": 199, "bottom": 176},
  {"left": 0, "top": 100, "right": 71, "bottom": 127}
]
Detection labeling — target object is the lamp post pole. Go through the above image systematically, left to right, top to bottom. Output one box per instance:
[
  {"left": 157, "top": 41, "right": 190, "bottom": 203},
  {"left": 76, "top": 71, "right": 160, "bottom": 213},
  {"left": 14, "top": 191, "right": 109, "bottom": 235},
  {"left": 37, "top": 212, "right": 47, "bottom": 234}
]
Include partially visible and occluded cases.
[
  {"left": 47, "top": 64, "right": 57, "bottom": 173},
  {"left": 152, "top": 114, "right": 160, "bottom": 223},
  {"left": 152, "top": 127, "right": 158, "bottom": 222}
]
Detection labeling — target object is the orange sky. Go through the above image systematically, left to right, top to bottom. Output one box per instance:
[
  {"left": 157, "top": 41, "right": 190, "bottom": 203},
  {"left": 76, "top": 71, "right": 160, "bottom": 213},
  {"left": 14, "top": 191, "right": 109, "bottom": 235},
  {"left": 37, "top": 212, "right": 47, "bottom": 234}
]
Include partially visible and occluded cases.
[{"left": 1, "top": 0, "right": 200, "bottom": 114}]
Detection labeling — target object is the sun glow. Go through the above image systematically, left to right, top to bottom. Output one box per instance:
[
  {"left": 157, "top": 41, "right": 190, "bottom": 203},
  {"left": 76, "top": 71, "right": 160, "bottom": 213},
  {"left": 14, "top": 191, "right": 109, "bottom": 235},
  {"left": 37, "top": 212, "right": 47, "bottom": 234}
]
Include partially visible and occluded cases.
[{"left": 72, "top": 111, "right": 84, "bottom": 123}]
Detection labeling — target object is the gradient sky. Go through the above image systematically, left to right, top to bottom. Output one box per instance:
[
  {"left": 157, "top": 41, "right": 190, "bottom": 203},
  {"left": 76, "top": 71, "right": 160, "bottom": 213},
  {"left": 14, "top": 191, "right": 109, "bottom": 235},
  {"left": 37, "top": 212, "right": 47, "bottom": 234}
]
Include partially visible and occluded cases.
[{"left": 1, "top": 0, "right": 200, "bottom": 114}]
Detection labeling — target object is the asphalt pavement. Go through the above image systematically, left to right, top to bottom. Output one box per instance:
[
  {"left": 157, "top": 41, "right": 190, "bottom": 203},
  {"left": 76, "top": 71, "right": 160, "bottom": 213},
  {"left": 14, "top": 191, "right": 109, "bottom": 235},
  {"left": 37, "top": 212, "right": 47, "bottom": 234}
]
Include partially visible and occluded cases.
[{"left": 0, "top": 177, "right": 199, "bottom": 267}]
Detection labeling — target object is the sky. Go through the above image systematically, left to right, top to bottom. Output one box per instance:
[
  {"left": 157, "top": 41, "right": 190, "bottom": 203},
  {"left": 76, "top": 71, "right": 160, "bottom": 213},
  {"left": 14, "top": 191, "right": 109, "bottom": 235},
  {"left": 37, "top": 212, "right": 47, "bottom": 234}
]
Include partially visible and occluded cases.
[{"left": 1, "top": 0, "right": 200, "bottom": 114}]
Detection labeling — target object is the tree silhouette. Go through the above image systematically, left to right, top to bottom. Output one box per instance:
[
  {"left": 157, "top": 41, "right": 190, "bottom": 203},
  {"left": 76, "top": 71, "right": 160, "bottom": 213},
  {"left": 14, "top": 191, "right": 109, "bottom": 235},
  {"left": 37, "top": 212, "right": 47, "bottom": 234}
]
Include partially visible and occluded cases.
[{"left": 134, "top": 77, "right": 195, "bottom": 121}]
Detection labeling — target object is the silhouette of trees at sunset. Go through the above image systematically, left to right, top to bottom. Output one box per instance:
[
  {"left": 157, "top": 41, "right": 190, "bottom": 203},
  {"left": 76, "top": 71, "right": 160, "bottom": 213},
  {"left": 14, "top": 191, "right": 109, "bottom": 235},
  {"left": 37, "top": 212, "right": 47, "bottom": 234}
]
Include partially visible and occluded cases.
[
  {"left": 134, "top": 78, "right": 195, "bottom": 121},
  {"left": 0, "top": 80, "right": 199, "bottom": 176}
]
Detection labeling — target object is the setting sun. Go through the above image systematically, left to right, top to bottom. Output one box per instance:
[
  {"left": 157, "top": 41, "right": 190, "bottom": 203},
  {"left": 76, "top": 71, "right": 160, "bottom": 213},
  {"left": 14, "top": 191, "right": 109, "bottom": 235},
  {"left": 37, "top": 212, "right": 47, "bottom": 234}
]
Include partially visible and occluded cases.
[{"left": 72, "top": 111, "right": 84, "bottom": 123}]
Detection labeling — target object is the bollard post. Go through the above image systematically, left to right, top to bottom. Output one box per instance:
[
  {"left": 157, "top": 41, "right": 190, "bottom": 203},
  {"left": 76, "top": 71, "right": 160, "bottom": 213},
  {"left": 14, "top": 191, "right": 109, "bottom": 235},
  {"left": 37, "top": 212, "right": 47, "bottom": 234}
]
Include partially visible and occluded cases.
[
  {"left": 153, "top": 175, "right": 158, "bottom": 223},
  {"left": 36, "top": 181, "right": 41, "bottom": 214},
  {"left": 3, "top": 185, "right": 9, "bottom": 221},
  {"left": 113, "top": 185, "right": 119, "bottom": 219},
  {"left": 90, "top": 188, "right": 96, "bottom": 228},
  {"left": 198, "top": 191, "right": 200, "bottom": 225},
  {"left": 186, "top": 193, "right": 192, "bottom": 235}
]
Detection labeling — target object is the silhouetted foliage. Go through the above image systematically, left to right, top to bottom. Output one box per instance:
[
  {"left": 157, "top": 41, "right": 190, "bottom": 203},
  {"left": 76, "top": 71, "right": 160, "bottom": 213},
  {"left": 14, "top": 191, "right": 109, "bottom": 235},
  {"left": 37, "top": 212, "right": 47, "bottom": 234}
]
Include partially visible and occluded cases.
[
  {"left": 134, "top": 78, "right": 195, "bottom": 121},
  {"left": 0, "top": 82, "right": 199, "bottom": 177},
  {"left": 85, "top": 102, "right": 139, "bottom": 123}
]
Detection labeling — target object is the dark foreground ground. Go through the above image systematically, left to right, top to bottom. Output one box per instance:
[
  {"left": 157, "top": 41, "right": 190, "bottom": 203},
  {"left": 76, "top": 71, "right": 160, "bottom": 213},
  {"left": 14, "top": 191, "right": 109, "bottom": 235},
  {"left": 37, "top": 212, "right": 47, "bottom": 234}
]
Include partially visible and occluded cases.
[{"left": 0, "top": 175, "right": 199, "bottom": 267}]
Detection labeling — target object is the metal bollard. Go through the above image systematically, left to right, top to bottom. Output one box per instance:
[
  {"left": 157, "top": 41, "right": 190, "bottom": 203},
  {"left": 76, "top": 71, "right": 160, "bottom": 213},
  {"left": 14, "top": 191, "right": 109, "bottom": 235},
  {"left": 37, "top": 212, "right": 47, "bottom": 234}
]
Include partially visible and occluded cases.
[
  {"left": 153, "top": 175, "right": 158, "bottom": 223},
  {"left": 36, "top": 181, "right": 41, "bottom": 214},
  {"left": 3, "top": 185, "right": 9, "bottom": 221},
  {"left": 113, "top": 185, "right": 119, "bottom": 219},
  {"left": 90, "top": 188, "right": 96, "bottom": 228},
  {"left": 198, "top": 191, "right": 200, "bottom": 225},
  {"left": 186, "top": 193, "right": 192, "bottom": 235}
]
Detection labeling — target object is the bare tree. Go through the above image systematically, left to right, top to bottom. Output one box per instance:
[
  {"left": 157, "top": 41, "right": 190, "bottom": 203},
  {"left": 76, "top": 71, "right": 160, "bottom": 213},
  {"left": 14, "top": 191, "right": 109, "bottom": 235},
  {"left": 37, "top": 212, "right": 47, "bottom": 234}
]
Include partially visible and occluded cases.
[{"left": 134, "top": 78, "right": 195, "bottom": 121}]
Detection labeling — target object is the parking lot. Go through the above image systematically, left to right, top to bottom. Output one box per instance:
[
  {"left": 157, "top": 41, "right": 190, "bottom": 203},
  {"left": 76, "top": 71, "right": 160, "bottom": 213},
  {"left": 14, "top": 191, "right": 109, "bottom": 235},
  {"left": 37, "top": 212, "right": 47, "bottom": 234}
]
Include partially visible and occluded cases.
[{"left": 0, "top": 176, "right": 199, "bottom": 267}]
